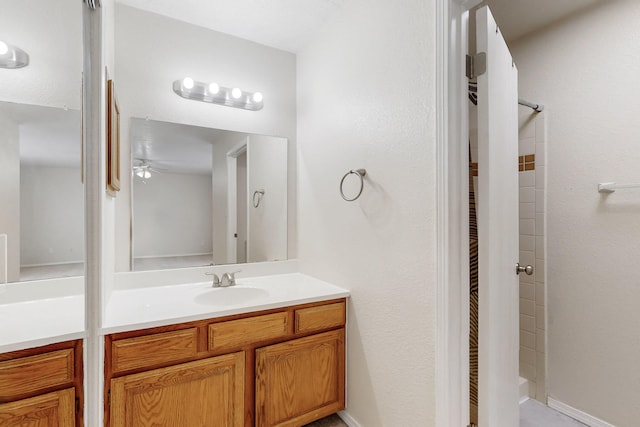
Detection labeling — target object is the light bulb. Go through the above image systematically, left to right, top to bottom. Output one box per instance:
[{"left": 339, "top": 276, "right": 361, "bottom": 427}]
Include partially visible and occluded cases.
[
  {"left": 0, "top": 41, "right": 8, "bottom": 55},
  {"left": 182, "top": 77, "right": 194, "bottom": 89},
  {"left": 208, "top": 83, "right": 220, "bottom": 94},
  {"left": 231, "top": 88, "right": 242, "bottom": 99},
  {"left": 252, "top": 92, "right": 263, "bottom": 103},
  {"left": 136, "top": 169, "right": 144, "bottom": 178},
  {"left": 143, "top": 170, "right": 151, "bottom": 179}
]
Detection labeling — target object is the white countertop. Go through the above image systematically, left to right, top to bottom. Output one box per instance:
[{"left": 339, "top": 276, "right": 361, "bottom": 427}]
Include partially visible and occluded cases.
[
  {"left": 0, "top": 272, "right": 349, "bottom": 353},
  {"left": 103, "top": 273, "right": 350, "bottom": 334},
  {"left": 0, "top": 293, "right": 85, "bottom": 353}
]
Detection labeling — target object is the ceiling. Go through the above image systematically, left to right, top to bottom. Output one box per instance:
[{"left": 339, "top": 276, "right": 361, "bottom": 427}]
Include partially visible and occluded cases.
[
  {"left": 116, "top": 0, "right": 348, "bottom": 53},
  {"left": 117, "top": 0, "right": 602, "bottom": 51},
  {"left": 485, "top": 0, "right": 602, "bottom": 41}
]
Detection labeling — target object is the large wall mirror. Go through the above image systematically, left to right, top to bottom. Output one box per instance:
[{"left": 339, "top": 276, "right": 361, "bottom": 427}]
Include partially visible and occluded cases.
[
  {"left": 0, "top": 0, "right": 83, "bottom": 284},
  {"left": 114, "top": 2, "right": 296, "bottom": 273},
  {"left": 130, "top": 118, "right": 287, "bottom": 271}
]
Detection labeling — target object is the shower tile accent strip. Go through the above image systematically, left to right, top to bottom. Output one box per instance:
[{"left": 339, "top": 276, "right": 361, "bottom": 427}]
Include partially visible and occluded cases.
[
  {"left": 518, "top": 110, "right": 546, "bottom": 402},
  {"left": 518, "top": 154, "right": 536, "bottom": 172}
]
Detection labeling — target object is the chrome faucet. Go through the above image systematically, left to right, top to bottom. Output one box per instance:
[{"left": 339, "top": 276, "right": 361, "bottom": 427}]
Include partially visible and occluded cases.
[
  {"left": 206, "top": 270, "right": 240, "bottom": 287},
  {"left": 220, "top": 271, "right": 241, "bottom": 287},
  {"left": 205, "top": 272, "right": 220, "bottom": 287}
]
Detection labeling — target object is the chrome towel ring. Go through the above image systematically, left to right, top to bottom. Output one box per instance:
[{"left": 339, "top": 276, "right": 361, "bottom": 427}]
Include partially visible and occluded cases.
[
  {"left": 340, "top": 169, "right": 366, "bottom": 202},
  {"left": 252, "top": 189, "right": 265, "bottom": 208}
]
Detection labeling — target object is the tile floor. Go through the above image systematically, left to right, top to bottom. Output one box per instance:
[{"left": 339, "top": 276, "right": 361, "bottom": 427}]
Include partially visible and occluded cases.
[
  {"left": 520, "top": 399, "right": 586, "bottom": 427},
  {"left": 307, "top": 401, "right": 587, "bottom": 427},
  {"left": 304, "top": 414, "right": 347, "bottom": 427}
]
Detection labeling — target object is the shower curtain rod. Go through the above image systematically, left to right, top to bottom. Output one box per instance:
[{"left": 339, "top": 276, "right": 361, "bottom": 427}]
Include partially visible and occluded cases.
[{"left": 518, "top": 98, "right": 544, "bottom": 112}]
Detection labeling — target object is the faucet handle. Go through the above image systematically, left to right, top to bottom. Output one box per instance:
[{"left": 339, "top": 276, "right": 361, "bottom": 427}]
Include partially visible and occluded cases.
[
  {"left": 228, "top": 270, "right": 241, "bottom": 285},
  {"left": 205, "top": 272, "right": 220, "bottom": 287}
]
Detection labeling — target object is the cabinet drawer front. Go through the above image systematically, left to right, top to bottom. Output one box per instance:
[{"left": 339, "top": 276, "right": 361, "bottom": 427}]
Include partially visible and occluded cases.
[
  {"left": 295, "top": 301, "right": 346, "bottom": 334},
  {"left": 209, "top": 312, "right": 288, "bottom": 352},
  {"left": 112, "top": 328, "right": 198, "bottom": 373},
  {"left": 0, "top": 349, "right": 74, "bottom": 400},
  {"left": 0, "top": 387, "right": 75, "bottom": 426}
]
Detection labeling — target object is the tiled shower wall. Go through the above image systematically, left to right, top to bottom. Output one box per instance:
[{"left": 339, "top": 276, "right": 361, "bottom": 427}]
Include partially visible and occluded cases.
[{"left": 518, "top": 110, "right": 546, "bottom": 401}]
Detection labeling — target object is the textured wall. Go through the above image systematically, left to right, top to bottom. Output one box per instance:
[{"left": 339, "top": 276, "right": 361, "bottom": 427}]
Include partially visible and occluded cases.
[
  {"left": 297, "top": 0, "right": 437, "bottom": 425},
  {"left": 511, "top": 2, "right": 640, "bottom": 425}
]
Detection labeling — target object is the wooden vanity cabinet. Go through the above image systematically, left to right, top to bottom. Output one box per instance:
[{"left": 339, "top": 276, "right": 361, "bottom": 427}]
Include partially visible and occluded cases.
[
  {"left": 105, "top": 299, "right": 346, "bottom": 427},
  {"left": 0, "top": 340, "right": 83, "bottom": 427}
]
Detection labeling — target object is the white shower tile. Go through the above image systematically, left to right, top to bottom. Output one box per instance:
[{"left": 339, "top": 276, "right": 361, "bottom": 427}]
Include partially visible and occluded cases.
[
  {"left": 535, "top": 113, "right": 546, "bottom": 141},
  {"left": 519, "top": 114, "right": 537, "bottom": 139},
  {"left": 519, "top": 137, "right": 535, "bottom": 156},
  {"left": 535, "top": 143, "right": 545, "bottom": 166},
  {"left": 536, "top": 166, "right": 545, "bottom": 190},
  {"left": 520, "top": 171, "right": 535, "bottom": 187},
  {"left": 520, "top": 187, "right": 535, "bottom": 203},
  {"left": 535, "top": 190, "right": 545, "bottom": 213},
  {"left": 520, "top": 203, "right": 535, "bottom": 219},
  {"left": 535, "top": 214, "right": 545, "bottom": 235},
  {"left": 520, "top": 219, "right": 535, "bottom": 236},
  {"left": 520, "top": 235, "right": 535, "bottom": 252},
  {"left": 535, "top": 236, "right": 545, "bottom": 258},
  {"left": 520, "top": 251, "right": 535, "bottom": 267},
  {"left": 535, "top": 259, "right": 545, "bottom": 280},
  {"left": 520, "top": 271, "right": 534, "bottom": 284},
  {"left": 520, "top": 282, "right": 535, "bottom": 300},
  {"left": 536, "top": 283, "right": 545, "bottom": 306},
  {"left": 520, "top": 298, "right": 535, "bottom": 316},
  {"left": 536, "top": 306, "right": 545, "bottom": 330},
  {"left": 521, "top": 314, "right": 536, "bottom": 333},
  {"left": 536, "top": 329, "right": 545, "bottom": 352},
  {"left": 521, "top": 330, "right": 536, "bottom": 350},
  {"left": 520, "top": 346, "right": 537, "bottom": 367},
  {"left": 536, "top": 351, "right": 546, "bottom": 376},
  {"left": 520, "top": 361, "right": 536, "bottom": 382}
]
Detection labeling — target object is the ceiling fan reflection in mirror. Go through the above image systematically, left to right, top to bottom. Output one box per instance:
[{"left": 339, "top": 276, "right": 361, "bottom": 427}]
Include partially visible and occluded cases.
[{"left": 132, "top": 159, "right": 167, "bottom": 182}]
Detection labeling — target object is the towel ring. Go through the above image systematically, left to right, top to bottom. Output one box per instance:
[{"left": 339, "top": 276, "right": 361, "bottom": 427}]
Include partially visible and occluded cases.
[
  {"left": 340, "top": 169, "right": 366, "bottom": 202},
  {"left": 252, "top": 189, "right": 265, "bottom": 208}
]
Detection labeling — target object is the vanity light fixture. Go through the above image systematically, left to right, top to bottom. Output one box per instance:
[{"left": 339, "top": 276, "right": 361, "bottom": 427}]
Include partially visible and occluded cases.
[
  {"left": 0, "top": 40, "right": 29, "bottom": 69},
  {"left": 173, "top": 77, "right": 264, "bottom": 111}
]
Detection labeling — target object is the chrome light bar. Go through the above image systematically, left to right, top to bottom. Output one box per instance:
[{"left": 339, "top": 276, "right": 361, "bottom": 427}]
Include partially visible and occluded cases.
[{"left": 172, "top": 78, "right": 264, "bottom": 111}]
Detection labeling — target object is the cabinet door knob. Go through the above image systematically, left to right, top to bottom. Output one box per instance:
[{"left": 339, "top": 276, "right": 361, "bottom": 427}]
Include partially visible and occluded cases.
[{"left": 516, "top": 263, "right": 534, "bottom": 276}]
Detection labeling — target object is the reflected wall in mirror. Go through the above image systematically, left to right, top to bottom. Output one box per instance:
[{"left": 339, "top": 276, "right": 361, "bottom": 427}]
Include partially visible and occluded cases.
[
  {"left": 0, "top": 0, "right": 82, "bottom": 284},
  {"left": 114, "top": 3, "right": 297, "bottom": 273},
  {"left": 130, "top": 119, "right": 287, "bottom": 271}
]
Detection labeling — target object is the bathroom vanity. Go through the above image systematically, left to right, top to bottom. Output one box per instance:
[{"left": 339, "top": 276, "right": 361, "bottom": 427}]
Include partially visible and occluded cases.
[
  {"left": 101, "top": 272, "right": 349, "bottom": 427},
  {"left": 105, "top": 299, "right": 346, "bottom": 426},
  {"left": 0, "top": 340, "right": 84, "bottom": 426}
]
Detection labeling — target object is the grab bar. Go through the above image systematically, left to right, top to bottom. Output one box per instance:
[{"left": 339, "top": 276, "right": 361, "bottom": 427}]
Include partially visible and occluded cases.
[{"left": 598, "top": 182, "right": 640, "bottom": 193}]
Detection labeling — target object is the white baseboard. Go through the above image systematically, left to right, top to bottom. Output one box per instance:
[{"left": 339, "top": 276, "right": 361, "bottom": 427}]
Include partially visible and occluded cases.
[
  {"left": 547, "top": 397, "right": 615, "bottom": 427},
  {"left": 338, "top": 410, "right": 362, "bottom": 427}
]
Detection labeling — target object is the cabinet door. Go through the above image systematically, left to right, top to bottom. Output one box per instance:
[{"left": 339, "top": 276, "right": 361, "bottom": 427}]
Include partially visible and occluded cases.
[
  {"left": 255, "top": 329, "right": 345, "bottom": 427},
  {"left": 110, "top": 352, "right": 244, "bottom": 427},
  {"left": 0, "top": 388, "right": 75, "bottom": 427}
]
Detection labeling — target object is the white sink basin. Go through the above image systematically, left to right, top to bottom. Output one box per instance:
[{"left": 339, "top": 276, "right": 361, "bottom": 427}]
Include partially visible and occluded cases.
[{"left": 194, "top": 287, "right": 269, "bottom": 306}]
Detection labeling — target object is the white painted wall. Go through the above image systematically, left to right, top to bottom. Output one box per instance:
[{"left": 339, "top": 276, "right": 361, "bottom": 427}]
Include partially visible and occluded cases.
[
  {"left": 0, "top": 0, "right": 81, "bottom": 109},
  {"left": 297, "top": 0, "right": 436, "bottom": 425},
  {"left": 511, "top": 2, "right": 640, "bottom": 425},
  {"left": 113, "top": 5, "right": 297, "bottom": 271},
  {"left": 0, "top": 114, "right": 20, "bottom": 282},
  {"left": 247, "top": 135, "right": 288, "bottom": 262},
  {"left": 20, "top": 165, "right": 84, "bottom": 266},
  {"left": 133, "top": 172, "right": 212, "bottom": 259}
]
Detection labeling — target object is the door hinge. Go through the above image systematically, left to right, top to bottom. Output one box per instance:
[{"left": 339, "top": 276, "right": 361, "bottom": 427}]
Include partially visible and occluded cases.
[
  {"left": 466, "top": 52, "right": 487, "bottom": 79},
  {"left": 75, "top": 397, "right": 80, "bottom": 413}
]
